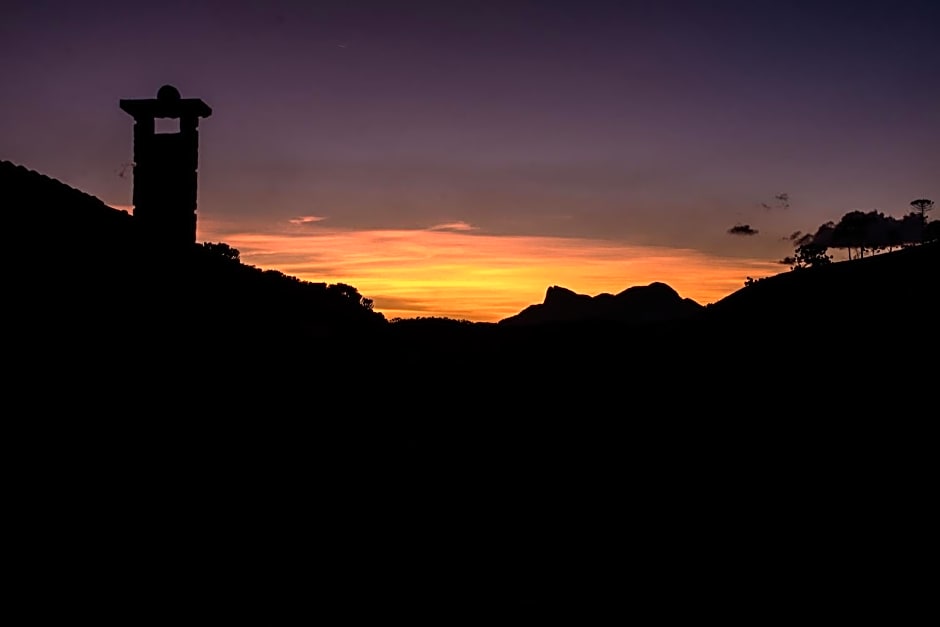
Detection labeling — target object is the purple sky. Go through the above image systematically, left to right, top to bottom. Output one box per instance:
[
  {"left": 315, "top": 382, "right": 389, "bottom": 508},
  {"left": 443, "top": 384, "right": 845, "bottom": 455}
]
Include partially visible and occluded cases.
[{"left": 3, "top": 0, "right": 938, "bottom": 262}]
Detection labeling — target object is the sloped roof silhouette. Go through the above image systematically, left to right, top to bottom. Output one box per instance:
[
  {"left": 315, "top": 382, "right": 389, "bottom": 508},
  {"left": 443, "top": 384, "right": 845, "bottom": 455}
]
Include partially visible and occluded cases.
[{"left": 2, "top": 159, "right": 134, "bottom": 233}]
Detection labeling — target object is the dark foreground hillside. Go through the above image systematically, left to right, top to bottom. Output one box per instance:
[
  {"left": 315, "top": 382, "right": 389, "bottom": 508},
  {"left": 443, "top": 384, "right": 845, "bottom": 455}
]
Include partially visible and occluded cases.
[{"left": 6, "top": 160, "right": 935, "bottom": 620}]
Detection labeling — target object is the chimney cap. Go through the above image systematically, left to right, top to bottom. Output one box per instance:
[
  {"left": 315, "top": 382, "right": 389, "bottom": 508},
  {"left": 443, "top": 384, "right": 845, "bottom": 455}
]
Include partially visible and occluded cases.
[
  {"left": 157, "top": 84, "right": 182, "bottom": 101},
  {"left": 120, "top": 85, "right": 211, "bottom": 119}
]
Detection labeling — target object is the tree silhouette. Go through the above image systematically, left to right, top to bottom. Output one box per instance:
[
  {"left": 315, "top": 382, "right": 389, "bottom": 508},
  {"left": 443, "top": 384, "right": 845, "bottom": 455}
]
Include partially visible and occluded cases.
[
  {"left": 910, "top": 198, "right": 934, "bottom": 221},
  {"left": 910, "top": 199, "right": 934, "bottom": 242},
  {"left": 781, "top": 204, "right": 933, "bottom": 271},
  {"left": 827, "top": 210, "right": 921, "bottom": 259},
  {"left": 831, "top": 210, "right": 876, "bottom": 259},
  {"left": 202, "top": 241, "right": 241, "bottom": 262},
  {"left": 790, "top": 242, "right": 832, "bottom": 269},
  {"left": 327, "top": 282, "right": 374, "bottom": 311}
]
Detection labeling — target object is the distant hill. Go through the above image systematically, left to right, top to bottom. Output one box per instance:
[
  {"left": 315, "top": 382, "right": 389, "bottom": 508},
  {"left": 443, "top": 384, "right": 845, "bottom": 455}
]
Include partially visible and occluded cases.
[
  {"left": 495, "top": 241, "right": 938, "bottom": 333},
  {"left": 706, "top": 241, "right": 940, "bottom": 329},
  {"left": 499, "top": 281, "right": 703, "bottom": 325}
]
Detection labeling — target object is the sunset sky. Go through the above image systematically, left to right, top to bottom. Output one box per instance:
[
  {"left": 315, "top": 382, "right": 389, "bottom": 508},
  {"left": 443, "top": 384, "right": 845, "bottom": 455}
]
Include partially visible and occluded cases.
[{"left": 2, "top": 0, "right": 937, "bottom": 321}]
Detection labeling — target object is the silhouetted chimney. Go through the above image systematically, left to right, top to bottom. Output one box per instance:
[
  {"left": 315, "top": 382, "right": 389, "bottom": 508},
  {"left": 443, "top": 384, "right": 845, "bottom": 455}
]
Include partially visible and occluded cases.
[{"left": 120, "top": 85, "right": 212, "bottom": 250}]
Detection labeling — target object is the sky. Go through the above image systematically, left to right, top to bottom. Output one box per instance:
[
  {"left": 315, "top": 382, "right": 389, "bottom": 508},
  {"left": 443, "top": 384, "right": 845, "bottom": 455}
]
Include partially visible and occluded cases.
[{"left": 2, "top": 0, "right": 937, "bottom": 321}]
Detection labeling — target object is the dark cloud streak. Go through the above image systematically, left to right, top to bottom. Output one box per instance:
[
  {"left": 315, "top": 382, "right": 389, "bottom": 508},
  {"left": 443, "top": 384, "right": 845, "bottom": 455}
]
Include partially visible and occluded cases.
[{"left": 728, "top": 224, "right": 759, "bottom": 236}]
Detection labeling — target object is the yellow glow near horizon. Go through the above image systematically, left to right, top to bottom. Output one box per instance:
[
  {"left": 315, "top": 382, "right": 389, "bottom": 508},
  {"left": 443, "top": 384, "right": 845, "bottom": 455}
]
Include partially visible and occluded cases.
[{"left": 197, "top": 220, "right": 785, "bottom": 322}]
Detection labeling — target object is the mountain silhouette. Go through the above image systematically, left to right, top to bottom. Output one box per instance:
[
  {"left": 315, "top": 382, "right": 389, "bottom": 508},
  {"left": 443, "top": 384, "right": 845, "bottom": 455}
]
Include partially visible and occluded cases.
[
  {"left": 10, "top": 152, "right": 936, "bottom": 385},
  {"left": 6, "top": 156, "right": 936, "bottom": 621},
  {"left": 499, "top": 281, "right": 703, "bottom": 325}
]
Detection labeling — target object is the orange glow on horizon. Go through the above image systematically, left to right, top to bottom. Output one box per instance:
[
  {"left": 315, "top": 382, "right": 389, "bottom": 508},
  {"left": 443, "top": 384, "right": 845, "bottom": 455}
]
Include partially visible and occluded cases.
[{"left": 199, "top": 221, "right": 785, "bottom": 322}]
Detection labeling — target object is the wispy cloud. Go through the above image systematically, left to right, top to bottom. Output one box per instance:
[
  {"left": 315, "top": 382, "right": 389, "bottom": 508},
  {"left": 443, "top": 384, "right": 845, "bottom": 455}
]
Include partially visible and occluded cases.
[
  {"left": 288, "top": 215, "right": 328, "bottom": 226},
  {"left": 427, "top": 221, "right": 479, "bottom": 232},
  {"left": 201, "top": 224, "right": 784, "bottom": 322}
]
